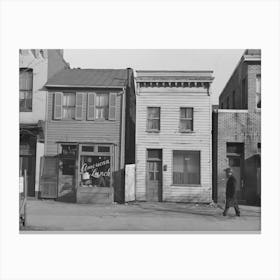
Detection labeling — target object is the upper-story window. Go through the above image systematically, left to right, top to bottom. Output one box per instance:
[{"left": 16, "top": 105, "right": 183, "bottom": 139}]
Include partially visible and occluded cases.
[
  {"left": 19, "top": 68, "right": 33, "bottom": 112},
  {"left": 256, "top": 74, "right": 261, "bottom": 108},
  {"left": 54, "top": 91, "right": 117, "bottom": 121},
  {"left": 62, "top": 93, "right": 76, "bottom": 120},
  {"left": 96, "top": 93, "right": 109, "bottom": 120},
  {"left": 147, "top": 107, "right": 160, "bottom": 131},
  {"left": 180, "top": 107, "right": 193, "bottom": 132}
]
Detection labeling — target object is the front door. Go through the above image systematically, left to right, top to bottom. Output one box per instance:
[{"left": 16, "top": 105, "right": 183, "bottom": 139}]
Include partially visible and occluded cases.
[{"left": 146, "top": 149, "right": 162, "bottom": 202}]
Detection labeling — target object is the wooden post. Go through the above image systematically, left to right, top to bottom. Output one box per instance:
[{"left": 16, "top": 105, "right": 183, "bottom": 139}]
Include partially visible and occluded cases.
[{"left": 24, "top": 169, "right": 27, "bottom": 227}]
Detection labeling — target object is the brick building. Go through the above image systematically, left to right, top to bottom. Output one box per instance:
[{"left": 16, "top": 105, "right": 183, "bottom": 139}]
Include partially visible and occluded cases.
[{"left": 212, "top": 49, "right": 261, "bottom": 206}]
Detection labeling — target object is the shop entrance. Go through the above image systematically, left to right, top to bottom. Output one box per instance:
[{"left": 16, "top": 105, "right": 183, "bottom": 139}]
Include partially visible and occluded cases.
[
  {"left": 77, "top": 144, "right": 113, "bottom": 204},
  {"left": 146, "top": 149, "right": 162, "bottom": 202}
]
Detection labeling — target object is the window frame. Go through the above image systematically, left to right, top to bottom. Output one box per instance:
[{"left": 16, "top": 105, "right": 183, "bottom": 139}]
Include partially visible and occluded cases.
[
  {"left": 19, "top": 68, "right": 33, "bottom": 112},
  {"left": 256, "top": 74, "right": 261, "bottom": 109},
  {"left": 61, "top": 92, "right": 76, "bottom": 120},
  {"left": 95, "top": 93, "right": 109, "bottom": 120},
  {"left": 146, "top": 107, "right": 160, "bottom": 132},
  {"left": 179, "top": 107, "right": 194, "bottom": 132},
  {"left": 172, "top": 150, "right": 201, "bottom": 186}
]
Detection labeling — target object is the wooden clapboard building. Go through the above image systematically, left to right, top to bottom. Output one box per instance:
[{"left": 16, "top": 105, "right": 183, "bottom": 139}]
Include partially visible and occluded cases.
[
  {"left": 41, "top": 68, "right": 135, "bottom": 203},
  {"left": 135, "top": 71, "right": 214, "bottom": 203}
]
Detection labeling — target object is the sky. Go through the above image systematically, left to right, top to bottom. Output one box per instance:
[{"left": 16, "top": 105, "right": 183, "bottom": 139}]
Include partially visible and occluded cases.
[{"left": 64, "top": 49, "right": 244, "bottom": 104}]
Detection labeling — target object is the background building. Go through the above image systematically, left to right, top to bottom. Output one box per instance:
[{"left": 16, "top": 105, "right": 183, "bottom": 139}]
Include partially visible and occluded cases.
[
  {"left": 19, "top": 49, "right": 69, "bottom": 197},
  {"left": 212, "top": 49, "right": 261, "bottom": 205},
  {"left": 41, "top": 68, "right": 135, "bottom": 203},
  {"left": 135, "top": 70, "right": 214, "bottom": 203}
]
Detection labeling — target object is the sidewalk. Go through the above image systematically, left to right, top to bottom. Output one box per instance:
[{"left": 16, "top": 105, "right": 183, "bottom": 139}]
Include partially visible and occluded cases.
[{"left": 21, "top": 200, "right": 261, "bottom": 232}]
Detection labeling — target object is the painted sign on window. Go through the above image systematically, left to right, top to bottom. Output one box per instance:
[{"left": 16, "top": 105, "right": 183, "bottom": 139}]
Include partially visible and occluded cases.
[{"left": 80, "top": 156, "right": 110, "bottom": 187}]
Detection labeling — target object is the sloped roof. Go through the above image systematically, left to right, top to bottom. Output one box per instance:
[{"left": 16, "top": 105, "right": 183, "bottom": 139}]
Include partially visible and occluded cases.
[{"left": 45, "top": 68, "right": 128, "bottom": 88}]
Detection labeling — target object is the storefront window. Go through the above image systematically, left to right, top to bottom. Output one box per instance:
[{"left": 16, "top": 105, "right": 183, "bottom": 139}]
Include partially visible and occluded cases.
[
  {"left": 173, "top": 150, "right": 200, "bottom": 185},
  {"left": 80, "top": 155, "right": 110, "bottom": 188}
]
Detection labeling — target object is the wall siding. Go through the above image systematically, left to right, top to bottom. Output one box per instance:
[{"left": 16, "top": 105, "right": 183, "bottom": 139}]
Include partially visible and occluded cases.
[
  {"left": 136, "top": 88, "right": 212, "bottom": 203},
  {"left": 45, "top": 89, "right": 122, "bottom": 162}
]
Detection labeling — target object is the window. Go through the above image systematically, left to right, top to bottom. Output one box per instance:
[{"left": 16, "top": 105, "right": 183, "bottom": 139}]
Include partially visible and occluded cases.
[
  {"left": 19, "top": 68, "right": 33, "bottom": 112},
  {"left": 256, "top": 74, "right": 261, "bottom": 108},
  {"left": 232, "top": 91, "right": 236, "bottom": 109},
  {"left": 62, "top": 93, "right": 76, "bottom": 120},
  {"left": 96, "top": 93, "right": 109, "bottom": 120},
  {"left": 221, "top": 102, "right": 224, "bottom": 109},
  {"left": 147, "top": 107, "right": 160, "bottom": 131},
  {"left": 180, "top": 108, "right": 193, "bottom": 131},
  {"left": 82, "top": 146, "right": 95, "bottom": 152},
  {"left": 98, "top": 146, "right": 110, "bottom": 153},
  {"left": 173, "top": 151, "right": 200, "bottom": 185}
]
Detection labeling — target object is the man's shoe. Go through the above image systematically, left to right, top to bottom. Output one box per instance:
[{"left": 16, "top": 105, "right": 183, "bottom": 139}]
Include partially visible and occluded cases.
[
  {"left": 223, "top": 212, "right": 227, "bottom": 216},
  {"left": 236, "top": 213, "right": 240, "bottom": 217}
]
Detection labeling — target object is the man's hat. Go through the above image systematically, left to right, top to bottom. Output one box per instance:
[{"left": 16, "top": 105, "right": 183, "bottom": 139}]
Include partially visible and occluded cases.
[{"left": 224, "top": 167, "right": 233, "bottom": 173}]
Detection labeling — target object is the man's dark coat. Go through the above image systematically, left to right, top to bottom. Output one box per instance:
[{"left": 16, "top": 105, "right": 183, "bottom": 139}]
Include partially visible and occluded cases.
[{"left": 226, "top": 175, "right": 237, "bottom": 199}]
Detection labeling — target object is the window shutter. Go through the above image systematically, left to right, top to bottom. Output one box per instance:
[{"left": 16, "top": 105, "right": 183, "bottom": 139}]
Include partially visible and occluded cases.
[
  {"left": 54, "top": 92, "right": 63, "bottom": 120},
  {"left": 75, "top": 92, "right": 84, "bottom": 120},
  {"left": 87, "top": 92, "right": 96, "bottom": 120},
  {"left": 109, "top": 92, "right": 117, "bottom": 120}
]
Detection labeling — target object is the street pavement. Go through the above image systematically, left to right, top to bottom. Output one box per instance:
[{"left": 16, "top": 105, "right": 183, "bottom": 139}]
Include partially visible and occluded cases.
[{"left": 21, "top": 200, "right": 261, "bottom": 232}]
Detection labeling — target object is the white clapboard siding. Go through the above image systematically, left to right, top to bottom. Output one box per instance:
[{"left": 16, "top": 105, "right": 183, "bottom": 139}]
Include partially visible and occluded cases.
[{"left": 136, "top": 88, "right": 212, "bottom": 203}]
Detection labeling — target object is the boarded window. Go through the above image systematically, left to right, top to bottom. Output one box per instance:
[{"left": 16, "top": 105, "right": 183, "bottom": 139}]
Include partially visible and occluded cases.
[
  {"left": 19, "top": 68, "right": 33, "bottom": 112},
  {"left": 256, "top": 74, "right": 261, "bottom": 108},
  {"left": 75, "top": 92, "right": 84, "bottom": 120},
  {"left": 87, "top": 92, "right": 96, "bottom": 120},
  {"left": 109, "top": 92, "right": 117, "bottom": 120},
  {"left": 96, "top": 93, "right": 109, "bottom": 120},
  {"left": 147, "top": 107, "right": 160, "bottom": 131},
  {"left": 180, "top": 108, "right": 193, "bottom": 131},
  {"left": 173, "top": 151, "right": 200, "bottom": 185}
]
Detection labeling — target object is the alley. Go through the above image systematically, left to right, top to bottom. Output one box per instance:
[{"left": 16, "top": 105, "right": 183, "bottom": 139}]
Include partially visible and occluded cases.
[{"left": 21, "top": 200, "right": 261, "bottom": 232}]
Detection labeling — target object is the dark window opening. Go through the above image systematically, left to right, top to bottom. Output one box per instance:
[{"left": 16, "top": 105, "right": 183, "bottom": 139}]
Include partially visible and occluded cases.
[
  {"left": 19, "top": 68, "right": 33, "bottom": 112},
  {"left": 82, "top": 146, "right": 95, "bottom": 152},
  {"left": 98, "top": 146, "right": 110, "bottom": 153}
]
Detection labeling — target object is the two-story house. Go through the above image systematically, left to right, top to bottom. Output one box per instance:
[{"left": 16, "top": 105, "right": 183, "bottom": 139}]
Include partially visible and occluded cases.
[
  {"left": 19, "top": 49, "right": 69, "bottom": 197},
  {"left": 212, "top": 49, "right": 261, "bottom": 206},
  {"left": 42, "top": 68, "right": 135, "bottom": 204},
  {"left": 135, "top": 71, "right": 214, "bottom": 203}
]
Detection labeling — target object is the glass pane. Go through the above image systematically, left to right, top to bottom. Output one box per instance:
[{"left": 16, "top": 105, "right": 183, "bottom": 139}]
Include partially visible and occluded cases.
[
  {"left": 256, "top": 75, "right": 261, "bottom": 94},
  {"left": 63, "top": 93, "right": 75, "bottom": 106},
  {"left": 148, "top": 107, "right": 159, "bottom": 118},
  {"left": 180, "top": 108, "right": 187, "bottom": 118},
  {"left": 186, "top": 108, "right": 193, "bottom": 118},
  {"left": 147, "top": 119, "right": 159, "bottom": 130},
  {"left": 226, "top": 143, "right": 243, "bottom": 154},
  {"left": 81, "top": 146, "right": 94, "bottom": 152},
  {"left": 98, "top": 146, "right": 110, "bottom": 153},
  {"left": 147, "top": 149, "right": 161, "bottom": 160},
  {"left": 173, "top": 151, "right": 200, "bottom": 184},
  {"left": 148, "top": 162, "right": 154, "bottom": 171},
  {"left": 154, "top": 162, "right": 159, "bottom": 171},
  {"left": 149, "top": 172, "right": 154, "bottom": 180},
  {"left": 155, "top": 172, "right": 159, "bottom": 180}
]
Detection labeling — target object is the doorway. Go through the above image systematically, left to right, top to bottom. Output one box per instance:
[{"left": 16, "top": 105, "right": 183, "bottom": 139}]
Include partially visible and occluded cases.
[
  {"left": 226, "top": 143, "right": 245, "bottom": 203},
  {"left": 146, "top": 149, "right": 162, "bottom": 202}
]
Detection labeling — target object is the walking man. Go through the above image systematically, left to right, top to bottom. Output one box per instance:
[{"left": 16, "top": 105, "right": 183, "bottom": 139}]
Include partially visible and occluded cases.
[{"left": 223, "top": 167, "right": 240, "bottom": 217}]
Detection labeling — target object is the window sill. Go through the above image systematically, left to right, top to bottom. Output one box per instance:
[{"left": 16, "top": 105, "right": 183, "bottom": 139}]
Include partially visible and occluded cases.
[
  {"left": 146, "top": 130, "right": 160, "bottom": 133},
  {"left": 179, "top": 130, "right": 195, "bottom": 134},
  {"left": 171, "top": 184, "right": 201, "bottom": 187}
]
